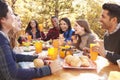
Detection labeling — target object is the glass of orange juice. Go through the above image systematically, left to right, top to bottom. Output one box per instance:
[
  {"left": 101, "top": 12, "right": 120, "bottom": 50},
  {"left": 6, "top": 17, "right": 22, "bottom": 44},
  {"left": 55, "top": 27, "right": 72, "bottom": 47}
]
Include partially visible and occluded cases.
[
  {"left": 39, "top": 24, "right": 43, "bottom": 32},
  {"left": 20, "top": 28, "right": 25, "bottom": 35},
  {"left": 27, "top": 35, "right": 32, "bottom": 42},
  {"left": 52, "top": 39, "right": 59, "bottom": 48},
  {"left": 34, "top": 41, "right": 42, "bottom": 54},
  {"left": 90, "top": 43, "right": 98, "bottom": 61},
  {"left": 48, "top": 48, "right": 58, "bottom": 60}
]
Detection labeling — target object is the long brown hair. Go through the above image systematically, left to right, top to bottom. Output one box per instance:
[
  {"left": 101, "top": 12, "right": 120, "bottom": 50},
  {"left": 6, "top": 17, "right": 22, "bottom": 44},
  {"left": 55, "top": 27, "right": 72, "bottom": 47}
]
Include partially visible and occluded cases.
[
  {"left": 75, "top": 19, "right": 92, "bottom": 50},
  {"left": 76, "top": 19, "right": 91, "bottom": 33},
  {"left": 8, "top": 28, "right": 20, "bottom": 49}
]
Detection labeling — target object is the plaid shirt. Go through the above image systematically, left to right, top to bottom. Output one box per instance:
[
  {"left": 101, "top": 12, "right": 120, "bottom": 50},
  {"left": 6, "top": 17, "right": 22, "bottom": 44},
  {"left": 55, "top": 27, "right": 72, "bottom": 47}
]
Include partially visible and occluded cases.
[
  {"left": 41, "top": 27, "right": 59, "bottom": 41},
  {"left": 0, "top": 32, "right": 51, "bottom": 80}
]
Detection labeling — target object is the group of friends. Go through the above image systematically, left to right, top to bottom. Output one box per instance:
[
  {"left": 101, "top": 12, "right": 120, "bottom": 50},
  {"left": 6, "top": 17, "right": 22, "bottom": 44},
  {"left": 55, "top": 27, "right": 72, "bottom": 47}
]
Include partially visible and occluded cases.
[
  {"left": 0, "top": 0, "right": 120, "bottom": 80},
  {"left": 17, "top": 17, "right": 98, "bottom": 50}
]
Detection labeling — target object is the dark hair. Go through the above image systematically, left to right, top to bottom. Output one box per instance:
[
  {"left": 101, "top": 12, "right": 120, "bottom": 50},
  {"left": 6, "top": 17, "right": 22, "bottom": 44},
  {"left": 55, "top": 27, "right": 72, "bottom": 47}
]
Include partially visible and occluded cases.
[
  {"left": 0, "top": 1, "right": 8, "bottom": 30},
  {"left": 102, "top": 3, "right": 120, "bottom": 23},
  {"left": 14, "top": 13, "right": 18, "bottom": 16},
  {"left": 51, "top": 16, "right": 57, "bottom": 19},
  {"left": 59, "top": 17, "right": 72, "bottom": 38},
  {"left": 25, "top": 19, "right": 39, "bottom": 33}
]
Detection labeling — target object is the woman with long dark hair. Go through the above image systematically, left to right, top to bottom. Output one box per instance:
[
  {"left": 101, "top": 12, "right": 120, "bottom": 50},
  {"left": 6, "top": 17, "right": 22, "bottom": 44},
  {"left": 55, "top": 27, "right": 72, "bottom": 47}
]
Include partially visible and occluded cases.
[
  {"left": 59, "top": 17, "right": 74, "bottom": 41},
  {"left": 25, "top": 20, "right": 44, "bottom": 39}
]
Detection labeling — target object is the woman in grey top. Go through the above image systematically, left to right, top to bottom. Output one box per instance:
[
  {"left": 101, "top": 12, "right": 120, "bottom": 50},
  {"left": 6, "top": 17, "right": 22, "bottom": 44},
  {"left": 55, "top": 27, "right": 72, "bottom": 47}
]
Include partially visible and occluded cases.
[{"left": 73, "top": 19, "right": 99, "bottom": 50}]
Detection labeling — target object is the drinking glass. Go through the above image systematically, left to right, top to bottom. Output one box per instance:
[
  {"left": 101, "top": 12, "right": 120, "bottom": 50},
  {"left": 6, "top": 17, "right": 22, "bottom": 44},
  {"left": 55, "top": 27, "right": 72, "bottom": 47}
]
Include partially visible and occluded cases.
[
  {"left": 39, "top": 24, "right": 43, "bottom": 31},
  {"left": 52, "top": 39, "right": 59, "bottom": 48},
  {"left": 34, "top": 41, "right": 42, "bottom": 54},
  {"left": 90, "top": 43, "right": 98, "bottom": 61},
  {"left": 48, "top": 48, "right": 58, "bottom": 60}
]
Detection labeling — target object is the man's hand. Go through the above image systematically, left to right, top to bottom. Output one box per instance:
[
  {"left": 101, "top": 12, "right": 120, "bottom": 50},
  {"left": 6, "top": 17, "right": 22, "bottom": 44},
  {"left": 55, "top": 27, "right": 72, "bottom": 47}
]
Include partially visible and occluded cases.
[{"left": 92, "top": 40, "right": 106, "bottom": 57}]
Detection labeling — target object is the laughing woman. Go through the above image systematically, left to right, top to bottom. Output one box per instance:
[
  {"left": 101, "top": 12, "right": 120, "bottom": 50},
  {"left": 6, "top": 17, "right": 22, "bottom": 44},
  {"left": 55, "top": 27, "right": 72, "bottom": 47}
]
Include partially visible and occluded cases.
[
  {"left": 0, "top": 1, "right": 61, "bottom": 80},
  {"left": 73, "top": 19, "right": 99, "bottom": 50}
]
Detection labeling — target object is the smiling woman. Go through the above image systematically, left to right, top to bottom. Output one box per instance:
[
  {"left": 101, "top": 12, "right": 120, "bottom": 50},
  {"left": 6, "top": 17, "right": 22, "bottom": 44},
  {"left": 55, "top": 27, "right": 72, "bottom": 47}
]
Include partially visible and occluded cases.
[
  {"left": 59, "top": 17, "right": 75, "bottom": 41},
  {"left": 73, "top": 19, "right": 99, "bottom": 50}
]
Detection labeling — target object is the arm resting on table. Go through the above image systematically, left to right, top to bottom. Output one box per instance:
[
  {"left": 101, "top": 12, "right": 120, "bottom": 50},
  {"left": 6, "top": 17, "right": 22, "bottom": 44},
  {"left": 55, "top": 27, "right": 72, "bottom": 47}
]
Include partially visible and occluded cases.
[
  {"left": 0, "top": 45, "right": 51, "bottom": 80},
  {"left": 106, "top": 52, "right": 120, "bottom": 64}
]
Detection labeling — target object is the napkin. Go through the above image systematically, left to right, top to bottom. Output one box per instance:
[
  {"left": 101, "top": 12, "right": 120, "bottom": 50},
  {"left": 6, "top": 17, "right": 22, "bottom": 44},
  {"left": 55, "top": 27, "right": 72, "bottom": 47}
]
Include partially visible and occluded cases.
[{"left": 108, "top": 71, "right": 120, "bottom": 80}]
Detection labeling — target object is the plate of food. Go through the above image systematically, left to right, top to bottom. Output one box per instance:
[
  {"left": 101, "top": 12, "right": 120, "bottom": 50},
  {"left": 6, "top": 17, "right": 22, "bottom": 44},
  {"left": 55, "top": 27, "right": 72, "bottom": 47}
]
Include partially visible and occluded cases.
[
  {"left": 23, "top": 46, "right": 35, "bottom": 52},
  {"left": 62, "top": 55, "right": 96, "bottom": 69}
]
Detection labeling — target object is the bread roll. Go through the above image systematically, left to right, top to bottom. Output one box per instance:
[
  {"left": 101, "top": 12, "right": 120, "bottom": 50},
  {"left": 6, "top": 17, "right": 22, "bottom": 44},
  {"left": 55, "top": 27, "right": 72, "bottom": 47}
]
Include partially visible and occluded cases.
[
  {"left": 65, "top": 55, "right": 73, "bottom": 65},
  {"left": 65, "top": 55, "right": 83, "bottom": 67},
  {"left": 70, "top": 56, "right": 81, "bottom": 67},
  {"left": 80, "top": 56, "right": 90, "bottom": 67},
  {"left": 33, "top": 59, "right": 44, "bottom": 68}
]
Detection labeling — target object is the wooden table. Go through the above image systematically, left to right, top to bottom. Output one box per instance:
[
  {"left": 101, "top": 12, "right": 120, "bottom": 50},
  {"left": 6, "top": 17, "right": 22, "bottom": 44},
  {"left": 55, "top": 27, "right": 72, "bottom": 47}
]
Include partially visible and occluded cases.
[{"left": 33, "top": 56, "right": 120, "bottom": 80}]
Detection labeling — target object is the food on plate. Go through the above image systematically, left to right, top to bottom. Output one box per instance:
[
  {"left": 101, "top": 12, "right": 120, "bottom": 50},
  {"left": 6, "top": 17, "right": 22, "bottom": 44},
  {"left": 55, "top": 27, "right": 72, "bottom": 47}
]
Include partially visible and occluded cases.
[
  {"left": 22, "top": 41, "right": 31, "bottom": 46},
  {"left": 23, "top": 46, "right": 35, "bottom": 52},
  {"left": 59, "top": 46, "right": 73, "bottom": 58},
  {"left": 59, "top": 50, "right": 72, "bottom": 58},
  {"left": 64, "top": 55, "right": 91, "bottom": 67},
  {"left": 65, "top": 55, "right": 81, "bottom": 67},
  {"left": 65, "top": 55, "right": 74, "bottom": 65},
  {"left": 70, "top": 56, "right": 81, "bottom": 67},
  {"left": 79, "top": 56, "right": 90, "bottom": 67},
  {"left": 33, "top": 59, "right": 44, "bottom": 68}
]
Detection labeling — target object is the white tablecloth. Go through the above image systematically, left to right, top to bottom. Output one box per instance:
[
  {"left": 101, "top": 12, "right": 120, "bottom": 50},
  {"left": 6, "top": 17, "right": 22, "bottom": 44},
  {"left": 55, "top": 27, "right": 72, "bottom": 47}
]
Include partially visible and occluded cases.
[{"left": 18, "top": 47, "right": 48, "bottom": 69}]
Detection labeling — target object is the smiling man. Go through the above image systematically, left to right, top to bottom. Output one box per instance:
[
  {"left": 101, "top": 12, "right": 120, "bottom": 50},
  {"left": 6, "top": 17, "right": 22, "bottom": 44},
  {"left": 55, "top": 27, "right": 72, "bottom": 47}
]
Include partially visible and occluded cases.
[{"left": 93, "top": 3, "right": 120, "bottom": 64}]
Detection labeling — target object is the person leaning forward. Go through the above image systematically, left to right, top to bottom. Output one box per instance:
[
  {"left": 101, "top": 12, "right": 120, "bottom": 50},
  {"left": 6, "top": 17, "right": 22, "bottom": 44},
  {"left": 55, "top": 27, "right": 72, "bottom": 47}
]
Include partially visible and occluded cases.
[{"left": 0, "top": 1, "right": 61, "bottom": 80}]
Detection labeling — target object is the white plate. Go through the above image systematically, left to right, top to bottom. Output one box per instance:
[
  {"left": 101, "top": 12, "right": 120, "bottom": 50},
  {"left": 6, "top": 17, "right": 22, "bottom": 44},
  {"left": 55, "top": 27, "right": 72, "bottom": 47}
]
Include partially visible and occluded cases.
[{"left": 62, "top": 60, "right": 96, "bottom": 69}]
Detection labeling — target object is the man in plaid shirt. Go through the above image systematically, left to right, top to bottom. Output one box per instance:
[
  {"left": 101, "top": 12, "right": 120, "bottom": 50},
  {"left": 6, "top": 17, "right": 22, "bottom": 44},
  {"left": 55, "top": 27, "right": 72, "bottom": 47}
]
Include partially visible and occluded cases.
[{"left": 41, "top": 16, "right": 59, "bottom": 41}]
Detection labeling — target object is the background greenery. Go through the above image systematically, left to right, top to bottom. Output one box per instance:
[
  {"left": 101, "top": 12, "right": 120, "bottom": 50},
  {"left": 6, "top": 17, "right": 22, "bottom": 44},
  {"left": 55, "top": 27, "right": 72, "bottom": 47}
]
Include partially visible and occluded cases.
[{"left": 5, "top": 0, "right": 119, "bottom": 39}]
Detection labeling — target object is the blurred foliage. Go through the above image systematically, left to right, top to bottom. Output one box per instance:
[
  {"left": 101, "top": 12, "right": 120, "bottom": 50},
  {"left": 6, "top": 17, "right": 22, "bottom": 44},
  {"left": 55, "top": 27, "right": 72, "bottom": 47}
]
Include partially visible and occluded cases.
[{"left": 5, "top": 0, "right": 119, "bottom": 39}]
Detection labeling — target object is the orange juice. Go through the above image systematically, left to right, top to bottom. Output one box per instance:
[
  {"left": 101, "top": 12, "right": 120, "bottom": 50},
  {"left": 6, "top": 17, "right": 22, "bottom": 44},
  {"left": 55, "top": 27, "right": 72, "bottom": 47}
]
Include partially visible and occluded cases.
[
  {"left": 39, "top": 24, "right": 43, "bottom": 31},
  {"left": 20, "top": 28, "right": 25, "bottom": 35},
  {"left": 27, "top": 35, "right": 32, "bottom": 41},
  {"left": 52, "top": 39, "right": 59, "bottom": 48},
  {"left": 34, "top": 41, "right": 42, "bottom": 54},
  {"left": 90, "top": 43, "right": 98, "bottom": 61},
  {"left": 59, "top": 46, "right": 72, "bottom": 58},
  {"left": 48, "top": 48, "right": 58, "bottom": 60}
]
